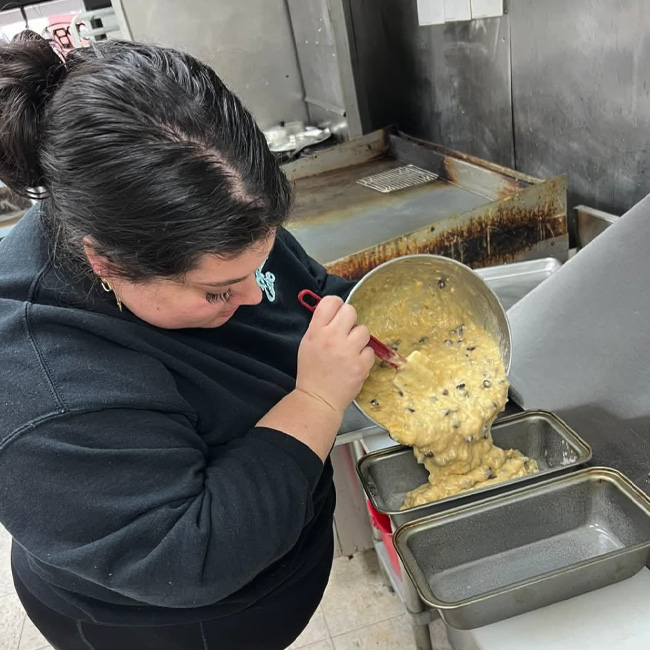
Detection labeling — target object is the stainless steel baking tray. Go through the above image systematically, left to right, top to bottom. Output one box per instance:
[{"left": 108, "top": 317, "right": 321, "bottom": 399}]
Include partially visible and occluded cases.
[
  {"left": 474, "top": 258, "right": 561, "bottom": 311},
  {"left": 357, "top": 411, "right": 591, "bottom": 527},
  {"left": 394, "top": 467, "right": 650, "bottom": 629}
]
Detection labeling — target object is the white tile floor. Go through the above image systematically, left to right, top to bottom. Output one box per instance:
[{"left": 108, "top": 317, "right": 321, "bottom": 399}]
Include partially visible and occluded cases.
[
  {"left": 0, "top": 524, "right": 451, "bottom": 650},
  {"left": 290, "top": 551, "right": 452, "bottom": 650}
]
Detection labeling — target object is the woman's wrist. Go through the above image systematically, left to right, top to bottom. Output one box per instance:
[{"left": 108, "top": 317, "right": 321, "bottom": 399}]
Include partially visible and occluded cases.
[{"left": 257, "top": 389, "right": 344, "bottom": 461}]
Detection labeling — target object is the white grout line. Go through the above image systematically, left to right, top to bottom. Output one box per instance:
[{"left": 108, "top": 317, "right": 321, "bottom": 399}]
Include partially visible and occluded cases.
[
  {"left": 319, "top": 605, "right": 333, "bottom": 640},
  {"left": 328, "top": 612, "right": 407, "bottom": 641},
  {"left": 17, "top": 613, "right": 27, "bottom": 650}
]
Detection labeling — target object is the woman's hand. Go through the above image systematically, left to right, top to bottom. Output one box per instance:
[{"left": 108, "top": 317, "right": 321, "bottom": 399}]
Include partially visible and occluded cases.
[
  {"left": 258, "top": 295, "right": 374, "bottom": 461},
  {"left": 296, "top": 296, "right": 375, "bottom": 414}
]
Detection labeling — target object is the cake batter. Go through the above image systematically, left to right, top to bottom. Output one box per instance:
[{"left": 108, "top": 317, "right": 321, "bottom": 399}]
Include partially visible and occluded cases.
[{"left": 354, "top": 275, "right": 538, "bottom": 508}]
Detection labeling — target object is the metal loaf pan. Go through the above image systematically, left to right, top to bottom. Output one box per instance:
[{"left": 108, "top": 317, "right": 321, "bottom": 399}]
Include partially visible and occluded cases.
[
  {"left": 357, "top": 411, "right": 591, "bottom": 527},
  {"left": 393, "top": 467, "right": 650, "bottom": 629}
]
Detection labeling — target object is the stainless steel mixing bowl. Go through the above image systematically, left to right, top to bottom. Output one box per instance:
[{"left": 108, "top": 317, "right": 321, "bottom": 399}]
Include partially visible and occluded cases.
[{"left": 346, "top": 254, "right": 512, "bottom": 425}]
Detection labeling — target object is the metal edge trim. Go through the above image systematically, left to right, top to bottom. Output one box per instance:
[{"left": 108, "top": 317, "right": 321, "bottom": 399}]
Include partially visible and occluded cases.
[
  {"left": 282, "top": 128, "right": 387, "bottom": 181},
  {"left": 393, "top": 131, "right": 544, "bottom": 186},
  {"left": 574, "top": 205, "right": 620, "bottom": 224},
  {"left": 474, "top": 258, "right": 562, "bottom": 281}
]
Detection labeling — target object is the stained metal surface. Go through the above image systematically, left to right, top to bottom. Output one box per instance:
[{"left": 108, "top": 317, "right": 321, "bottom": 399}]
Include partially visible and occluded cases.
[
  {"left": 120, "top": 0, "right": 308, "bottom": 129},
  {"left": 286, "top": 0, "right": 346, "bottom": 129},
  {"left": 342, "top": 0, "right": 650, "bottom": 226},
  {"left": 344, "top": 0, "right": 514, "bottom": 167},
  {"left": 511, "top": 0, "right": 650, "bottom": 216},
  {"left": 283, "top": 127, "right": 386, "bottom": 181},
  {"left": 287, "top": 129, "right": 568, "bottom": 280},
  {"left": 388, "top": 133, "right": 530, "bottom": 202},
  {"left": 289, "top": 158, "right": 488, "bottom": 264},
  {"left": 325, "top": 174, "right": 567, "bottom": 281},
  {"left": 357, "top": 411, "right": 591, "bottom": 528},
  {"left": 394, "top": 467, "right": 650, "bottom": 629}
]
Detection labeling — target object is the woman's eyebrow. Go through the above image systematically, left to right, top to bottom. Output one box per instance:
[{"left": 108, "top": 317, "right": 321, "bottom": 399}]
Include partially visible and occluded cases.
[{"left": 199, "top": 275, "right": 249, "bottom": 288}]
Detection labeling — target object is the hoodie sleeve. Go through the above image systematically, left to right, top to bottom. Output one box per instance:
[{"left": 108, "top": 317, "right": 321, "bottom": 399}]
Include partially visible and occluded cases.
[{"left": 0, "top": 408, "right": 323, "bottom": 608}]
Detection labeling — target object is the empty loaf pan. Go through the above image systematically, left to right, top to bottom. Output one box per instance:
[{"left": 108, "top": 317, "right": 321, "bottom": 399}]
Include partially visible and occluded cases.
[
  {"left": 357, "top": 410, "right": 592, "bottom": 527},
  {"left": 393, "top": 467, "right": 650, "bottom": 629}
]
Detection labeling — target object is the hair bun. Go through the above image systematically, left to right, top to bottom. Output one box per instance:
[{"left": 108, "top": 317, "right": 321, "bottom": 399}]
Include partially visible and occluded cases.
[{"left": 0, "top": 30, "right": 67, "bottom": 197}]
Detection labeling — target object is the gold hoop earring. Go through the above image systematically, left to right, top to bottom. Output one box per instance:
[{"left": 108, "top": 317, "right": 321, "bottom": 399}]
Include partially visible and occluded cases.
[{"left": 99, "top": 278, "right": 123, "bottom": 312}]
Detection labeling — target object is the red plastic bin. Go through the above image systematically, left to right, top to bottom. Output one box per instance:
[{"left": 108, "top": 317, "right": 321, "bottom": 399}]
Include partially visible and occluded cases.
[{"left": 366, "top": 500, "right": 401, "bottom": 578}]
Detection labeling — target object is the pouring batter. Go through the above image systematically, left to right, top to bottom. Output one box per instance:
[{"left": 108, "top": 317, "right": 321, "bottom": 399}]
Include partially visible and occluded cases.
[{"left": 355, "top": 276, "right": 538, "bottom": 508}]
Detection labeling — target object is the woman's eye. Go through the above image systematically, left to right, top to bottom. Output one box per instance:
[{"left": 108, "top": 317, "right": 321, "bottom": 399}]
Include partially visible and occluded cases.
[{"left": 205, "top": 289, "right": 232, "bottom": 304}]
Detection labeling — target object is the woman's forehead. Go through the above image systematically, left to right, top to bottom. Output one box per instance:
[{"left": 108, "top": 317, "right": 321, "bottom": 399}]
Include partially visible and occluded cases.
[{"left": 185, "top": 236, "right": 275, "bottom": 286}]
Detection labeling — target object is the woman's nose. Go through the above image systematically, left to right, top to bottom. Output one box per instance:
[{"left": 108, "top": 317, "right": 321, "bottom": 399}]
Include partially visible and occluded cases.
[{"left": 232, "top": 275, "right": 263, "bottom": 306}]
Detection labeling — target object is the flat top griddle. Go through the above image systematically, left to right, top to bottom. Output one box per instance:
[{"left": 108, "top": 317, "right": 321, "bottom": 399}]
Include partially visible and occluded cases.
[
  {"left": 283, "top": 128, "right": 568, "bottom": 281},
  {"left": 289, "top": 157, "right": 488, "bottom": 263}
]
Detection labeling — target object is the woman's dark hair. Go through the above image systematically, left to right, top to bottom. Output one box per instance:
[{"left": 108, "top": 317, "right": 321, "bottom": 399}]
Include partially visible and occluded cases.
[{"left": 0, "top": 31, "right": 292, "bottom": 280}]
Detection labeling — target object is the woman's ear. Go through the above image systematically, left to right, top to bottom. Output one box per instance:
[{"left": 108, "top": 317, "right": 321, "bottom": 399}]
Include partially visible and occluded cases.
[{"left": 83, "top": 236, "right": 107, "bottom": 277}]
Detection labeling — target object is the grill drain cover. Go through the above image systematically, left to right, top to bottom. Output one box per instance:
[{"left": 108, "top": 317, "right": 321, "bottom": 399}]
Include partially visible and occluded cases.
[{"left": 357, "top": 164, "right": 438, "bottom": 193}]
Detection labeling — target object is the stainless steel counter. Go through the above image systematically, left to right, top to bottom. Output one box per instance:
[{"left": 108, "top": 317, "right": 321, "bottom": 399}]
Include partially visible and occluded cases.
[{"left": 508, "top": 193, "right": 650, "bottom": 498}]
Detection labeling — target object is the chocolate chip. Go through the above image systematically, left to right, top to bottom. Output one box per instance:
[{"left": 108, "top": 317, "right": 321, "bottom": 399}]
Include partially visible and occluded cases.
[
  {"left": 438, "top": 278, "right": 446, "bottom": 289},
  {"left": 419, "top": 336, "right": 429, "bottom": 344},
  {"left": 388, "top": 339, "right": 401, "bottom": 351},
  {"left": 444, "top": 339, "right": 453, "bottom": 347},
  {"left": 467, "top": 346, "right": 476, "bottom": 352},
  {"left": 380, "top": 361, "right": 389, "bottom": 368},
  {"left": 483, "top": 380, "right": 492, "bottom": 388},
  {"left": 456, "top": 383, "right": 466, "bottom": 390},
  {"left": 442, "top": 389, "right": 449, "bottom": 396},
  {"left": 398, "top": 390, "right": 404, "bottom": 397},
  {"left": 428, "top": 395, "right": 438, "bottom": 403},
  {"left": 370, "top": 399, "right": 380, "bottom": 408},
  {"left": 491, "top": 401, "right": 498, "bottom": 409},
  {"left": 406, "top": 407, "right": 416, "bottom": 413},
  {"left": 442, "top": 409, "right": 451, "bottom": 417},
  {"left": 451, "top": 420, "right": 460, "bottom": 429},
  {"left": 465, "top": 436, "right": 474, "bottom": 443},
  {"left": 424, "top": 451, "right": 434, "bottom": 458},
  {"left": 487, "top": 470, "right": 497, "bottom": 479}
]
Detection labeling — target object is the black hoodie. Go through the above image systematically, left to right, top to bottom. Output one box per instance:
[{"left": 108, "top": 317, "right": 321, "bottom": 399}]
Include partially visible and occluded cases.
[{"left": 0, "top": 206, "right": 353, "bottom": 624}]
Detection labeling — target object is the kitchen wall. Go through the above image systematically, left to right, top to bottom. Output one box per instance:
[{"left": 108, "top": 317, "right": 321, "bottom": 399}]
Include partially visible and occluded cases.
[
  {"left": 114, "top": 0, "right": 650, "bottom": 220},
  {"left": 118, "top": 0, "right": 308, "bottom": 130},
  {"left": 346, "top": 0, "right": 650, "bottom": 219}
]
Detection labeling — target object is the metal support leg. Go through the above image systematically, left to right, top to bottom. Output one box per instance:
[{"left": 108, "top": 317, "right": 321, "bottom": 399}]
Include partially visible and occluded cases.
[
  {"left": 401, "top": 557, "right": 434, "bottom": 650},
  {"left": 413, "top": 623, "right": 435, "bottom": 650}
]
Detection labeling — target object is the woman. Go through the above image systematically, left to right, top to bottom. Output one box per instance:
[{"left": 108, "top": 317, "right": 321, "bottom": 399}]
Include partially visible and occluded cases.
[{"left": 0, "top": 32, "right": 375, "bottom": 650}]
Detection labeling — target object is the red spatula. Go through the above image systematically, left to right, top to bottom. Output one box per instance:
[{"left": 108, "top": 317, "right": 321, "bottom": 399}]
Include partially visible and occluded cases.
[{"left": 297, "top": 289, "right": 407, "bottom": 369}]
